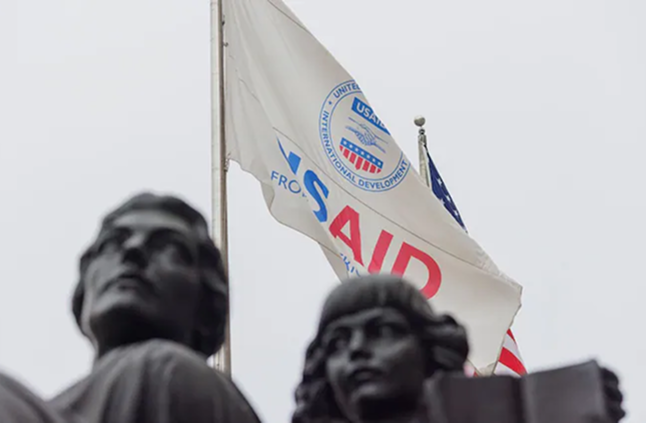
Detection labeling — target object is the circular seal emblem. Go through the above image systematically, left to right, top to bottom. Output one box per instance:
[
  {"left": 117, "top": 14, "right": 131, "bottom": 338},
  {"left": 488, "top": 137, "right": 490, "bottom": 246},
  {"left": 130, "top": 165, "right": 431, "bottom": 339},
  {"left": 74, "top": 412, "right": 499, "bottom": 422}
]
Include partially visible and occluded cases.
[{"left": 319, "top": 80, "right": 410, "bottom": 193}]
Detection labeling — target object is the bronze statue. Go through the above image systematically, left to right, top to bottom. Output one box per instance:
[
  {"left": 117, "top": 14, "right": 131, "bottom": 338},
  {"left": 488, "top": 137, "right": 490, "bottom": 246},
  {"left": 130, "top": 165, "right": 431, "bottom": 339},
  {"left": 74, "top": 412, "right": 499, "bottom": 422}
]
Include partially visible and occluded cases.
[
  {"left": 49, "top": 193, "right": 261, "bottom": 423},
  {"left": 293, "top": 274, "right": 625, "bottom": 423},
  {"left": 293, "top": 274, "right": 468, "bottom": 423},
  {"left": 0, "top": 373, "right": 68, "bottom": 423}
]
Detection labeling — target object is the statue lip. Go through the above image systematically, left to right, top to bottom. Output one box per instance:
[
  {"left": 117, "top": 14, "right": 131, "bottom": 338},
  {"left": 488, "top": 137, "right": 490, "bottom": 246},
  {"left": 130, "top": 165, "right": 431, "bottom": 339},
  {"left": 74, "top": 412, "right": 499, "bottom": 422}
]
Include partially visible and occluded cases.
[
  {"left": 103, "top": 270, "right": 155, "bottom": 295},
  {"left": 347, "top": 366, "right": 382, "bottom": 385}
]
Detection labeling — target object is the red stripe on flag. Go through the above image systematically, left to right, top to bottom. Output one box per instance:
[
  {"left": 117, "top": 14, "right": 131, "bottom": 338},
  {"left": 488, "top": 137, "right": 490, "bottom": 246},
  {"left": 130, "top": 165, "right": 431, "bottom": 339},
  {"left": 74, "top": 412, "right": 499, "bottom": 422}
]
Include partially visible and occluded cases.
[
  {"left": 342, "top": 147, "right": 350, "bottom": 159},
  {"left": 349, "top": 152, "right": 357, "bottom": 164},
  {"left": 356, "top": 157, "right": 364, "bottom": 170},
  {"left": 362, "top": 159, "right": 370, "bottom": 171},
  {"left": 507, "top": 329, "right": 516, "bottom": 342},
  {"left": 499, "top": 347, "right": 527, "bottom": 375}
]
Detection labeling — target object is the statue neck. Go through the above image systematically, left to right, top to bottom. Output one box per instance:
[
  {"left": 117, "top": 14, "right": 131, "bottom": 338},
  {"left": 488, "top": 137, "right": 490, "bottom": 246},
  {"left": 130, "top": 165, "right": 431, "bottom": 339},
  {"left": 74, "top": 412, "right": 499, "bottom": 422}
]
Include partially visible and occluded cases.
[
  {"left": 91, "top": 312, "right": 190, "bottom": 361},
  {"left": 95, "top": 338, "right": 143, "bottom": 361},
  {"left": 354, "top": 394, "right": 427, "bottom": 423},
  {"left": 360, "top": 411, "right": 425, "bottom": 423}
]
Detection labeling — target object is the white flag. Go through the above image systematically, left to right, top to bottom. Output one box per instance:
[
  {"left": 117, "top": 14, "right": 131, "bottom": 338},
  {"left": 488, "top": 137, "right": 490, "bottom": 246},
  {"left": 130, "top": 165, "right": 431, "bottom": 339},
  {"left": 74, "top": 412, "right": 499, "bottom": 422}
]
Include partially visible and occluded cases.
[{"left": 223, "top": 0, "right": 522, "bottom": 372}]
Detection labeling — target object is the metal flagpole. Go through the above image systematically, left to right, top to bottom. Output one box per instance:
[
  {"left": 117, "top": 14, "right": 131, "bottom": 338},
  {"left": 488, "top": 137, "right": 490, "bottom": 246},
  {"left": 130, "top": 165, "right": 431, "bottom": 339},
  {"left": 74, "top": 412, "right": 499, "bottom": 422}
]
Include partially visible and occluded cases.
[
  {"left": 211, "top": 0, "right": 231, "bottom": 376},
  {"left": 415, "top": 116, "right": 431, "bottom": 187}
]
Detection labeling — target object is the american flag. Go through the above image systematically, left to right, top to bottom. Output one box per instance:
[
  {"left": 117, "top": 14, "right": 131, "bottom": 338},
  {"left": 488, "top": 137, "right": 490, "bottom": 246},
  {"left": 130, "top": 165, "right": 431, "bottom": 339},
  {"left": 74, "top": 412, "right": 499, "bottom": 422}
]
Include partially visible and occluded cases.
[{"left": 424, "top": 146, "right": 526, "bottom": 377}]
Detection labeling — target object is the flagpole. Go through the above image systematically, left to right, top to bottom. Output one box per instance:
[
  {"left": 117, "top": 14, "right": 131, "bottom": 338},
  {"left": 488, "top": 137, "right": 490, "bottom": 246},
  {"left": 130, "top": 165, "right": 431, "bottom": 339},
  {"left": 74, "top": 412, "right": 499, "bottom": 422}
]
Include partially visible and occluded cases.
[
  {"left": 211, "top": 0, "right": 231, "bottom": 376},
  {"left": 414, "top": 116, "right": 431, "bottom": 187}
]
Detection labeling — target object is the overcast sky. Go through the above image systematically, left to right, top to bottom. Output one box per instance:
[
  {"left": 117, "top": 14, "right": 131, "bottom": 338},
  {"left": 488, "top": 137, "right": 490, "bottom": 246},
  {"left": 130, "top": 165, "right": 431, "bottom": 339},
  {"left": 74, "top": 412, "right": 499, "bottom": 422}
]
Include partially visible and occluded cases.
[{"left": 1, "top": 0, "right": 644, "bottom": 422}]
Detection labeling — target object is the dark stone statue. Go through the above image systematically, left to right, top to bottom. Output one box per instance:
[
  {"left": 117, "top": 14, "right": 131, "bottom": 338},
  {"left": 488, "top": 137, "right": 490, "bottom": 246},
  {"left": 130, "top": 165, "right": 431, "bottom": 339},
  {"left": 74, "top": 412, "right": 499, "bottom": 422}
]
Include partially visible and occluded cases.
[
  {"left": 47, "top": 193, "right": 261, "bottom": 423},
  {"left": 293, "top": 274, "right": 625, "bottom": 423},
  {"left": 293, "top": 274, "right": 469, "bottom": 423},
  {"left": 0, "top": 373, "right": 67, "bottom": 423}
]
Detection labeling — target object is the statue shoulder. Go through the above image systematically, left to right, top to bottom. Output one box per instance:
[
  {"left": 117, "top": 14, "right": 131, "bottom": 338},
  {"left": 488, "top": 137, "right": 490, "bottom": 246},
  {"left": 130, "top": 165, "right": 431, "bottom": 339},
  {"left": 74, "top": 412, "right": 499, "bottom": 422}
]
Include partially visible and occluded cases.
[
  {"left": 76, "top": 340, "right": 212, "bottom": 381},
  {"left": 114, "top": 340, "right": 210, "bottom": 369},
  {"left": 51, "top": 341, "right": 262, "bottom": 423},
  {"left": 135, "top": 341, "right": 263, "bottom": 423},
  {"left": 0, "top": 372, "right": 69, "bottom": 423}
]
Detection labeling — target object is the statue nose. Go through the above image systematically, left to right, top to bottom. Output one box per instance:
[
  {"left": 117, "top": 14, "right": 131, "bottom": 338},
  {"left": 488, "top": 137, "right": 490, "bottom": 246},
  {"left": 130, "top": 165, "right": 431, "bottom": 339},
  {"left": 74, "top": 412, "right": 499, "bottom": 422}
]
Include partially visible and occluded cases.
[
  {"left": 122, "top": 235, "right": 148, "bottom": 268},
  {"left": 348, "top": 331, "right": 370, "bottom": 360}
]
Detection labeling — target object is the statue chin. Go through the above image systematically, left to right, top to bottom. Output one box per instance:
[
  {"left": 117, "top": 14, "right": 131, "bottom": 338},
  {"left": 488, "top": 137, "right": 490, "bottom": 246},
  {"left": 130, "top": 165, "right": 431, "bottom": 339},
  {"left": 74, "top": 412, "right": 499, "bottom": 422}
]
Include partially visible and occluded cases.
[
  {"left": 91, "top": 283, "right": 158, "bottom": 319},
  {"left": 88, "top": 305, "right": 166, "bottom": 355},
  {"left": 348, "top": 382, "right": 392, "bottom": 405}
]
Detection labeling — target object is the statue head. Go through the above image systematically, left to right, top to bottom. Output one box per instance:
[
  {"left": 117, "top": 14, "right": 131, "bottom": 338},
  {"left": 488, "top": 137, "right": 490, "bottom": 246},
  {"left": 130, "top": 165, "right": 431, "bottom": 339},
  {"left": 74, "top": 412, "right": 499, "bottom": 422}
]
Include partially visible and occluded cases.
[
  {"left": 72, "top": 193, "right": 228, "bottom": 359},
  {"left": 292, "top": 274, "right": 469, "bottom": 423}
]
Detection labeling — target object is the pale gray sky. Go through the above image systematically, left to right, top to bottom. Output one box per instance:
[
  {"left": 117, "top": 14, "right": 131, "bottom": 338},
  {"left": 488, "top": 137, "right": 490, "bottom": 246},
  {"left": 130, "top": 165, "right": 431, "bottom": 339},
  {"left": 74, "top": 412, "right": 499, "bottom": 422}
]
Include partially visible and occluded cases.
[{"left": 1, "top": 0, "right": 644, "bottom": 422}]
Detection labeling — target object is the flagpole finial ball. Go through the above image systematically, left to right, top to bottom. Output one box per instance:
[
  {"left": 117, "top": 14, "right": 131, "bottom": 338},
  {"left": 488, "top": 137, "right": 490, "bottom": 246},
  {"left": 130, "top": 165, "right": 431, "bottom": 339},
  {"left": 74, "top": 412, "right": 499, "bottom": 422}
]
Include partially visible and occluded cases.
[{"left": 414, "top": 116, "right": 426, "bottom": 127}]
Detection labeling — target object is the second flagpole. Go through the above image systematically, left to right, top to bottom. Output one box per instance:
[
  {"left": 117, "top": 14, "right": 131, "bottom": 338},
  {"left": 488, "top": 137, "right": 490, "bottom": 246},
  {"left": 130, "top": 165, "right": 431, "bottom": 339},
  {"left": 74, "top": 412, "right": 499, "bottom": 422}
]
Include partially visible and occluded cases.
[
  {"left": 211, "top": 0, "right": 231, "bottom": 376},
  {"left": 415, "top": 116, "right": 431, "bottom": 188}
]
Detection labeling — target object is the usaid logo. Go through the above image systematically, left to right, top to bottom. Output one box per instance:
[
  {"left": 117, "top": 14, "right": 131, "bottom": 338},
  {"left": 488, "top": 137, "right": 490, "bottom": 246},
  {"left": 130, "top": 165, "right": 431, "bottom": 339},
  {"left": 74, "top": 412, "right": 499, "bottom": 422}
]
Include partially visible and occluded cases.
[{"left": 319, "top": 80, "right": 410, "bottom": 193}]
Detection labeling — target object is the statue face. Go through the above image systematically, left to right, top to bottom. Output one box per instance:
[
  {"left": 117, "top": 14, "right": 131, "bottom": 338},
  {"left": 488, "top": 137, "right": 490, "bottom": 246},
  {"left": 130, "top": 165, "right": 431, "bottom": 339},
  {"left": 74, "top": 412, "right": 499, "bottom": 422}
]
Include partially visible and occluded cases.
[
  {"left": 80, "top": 209, "right": 202, "bottom": 353},
  {"left": 322, "top": 307, "right": 426, "bottom": 419}
]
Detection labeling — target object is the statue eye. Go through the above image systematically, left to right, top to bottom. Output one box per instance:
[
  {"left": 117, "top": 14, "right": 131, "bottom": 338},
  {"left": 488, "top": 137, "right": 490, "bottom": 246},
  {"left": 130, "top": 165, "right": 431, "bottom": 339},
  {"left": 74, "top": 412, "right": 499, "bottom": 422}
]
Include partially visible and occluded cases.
[
  {"left": 95, "top": 229, "right": 131, "bottom": 255},
  {"left": 149, "top": 233, "right": 195, "bottom": 265},
  {"left": 96, "top": 235, "right": 124, "bottom": 254},
  {"left": 165, "top": 241, "right": 195, "bottom": 265},
  {"left": 374, "top": 322, "right": 403, "bottom": 339},
  {"left": 324, "top": 334, "right": 349, "bottom": 354}
]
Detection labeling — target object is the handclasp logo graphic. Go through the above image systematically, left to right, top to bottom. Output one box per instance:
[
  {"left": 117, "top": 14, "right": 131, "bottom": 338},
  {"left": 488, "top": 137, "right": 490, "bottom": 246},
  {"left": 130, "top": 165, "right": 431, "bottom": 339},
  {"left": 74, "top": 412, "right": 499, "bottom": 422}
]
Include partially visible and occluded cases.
[{"left": 346, "top": 117, "right": 388, "bottom": 154}]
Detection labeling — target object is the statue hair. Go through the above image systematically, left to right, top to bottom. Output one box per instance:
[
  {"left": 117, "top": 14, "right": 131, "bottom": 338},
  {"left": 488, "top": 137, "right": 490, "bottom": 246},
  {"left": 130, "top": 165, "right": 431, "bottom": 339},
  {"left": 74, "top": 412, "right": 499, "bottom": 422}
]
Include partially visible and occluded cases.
[
  {"left": 71, "top": 192, "right": 228, "bottom": 357},
  {"left": 292, "top": 274, "right": 469, "bottom": 423}
]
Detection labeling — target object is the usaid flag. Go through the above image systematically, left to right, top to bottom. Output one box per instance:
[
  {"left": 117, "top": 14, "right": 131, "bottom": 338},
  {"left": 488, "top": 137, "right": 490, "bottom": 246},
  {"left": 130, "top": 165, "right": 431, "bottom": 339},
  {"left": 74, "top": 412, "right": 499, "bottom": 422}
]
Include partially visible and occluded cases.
[{"left": 223, "top": 0, "right": 522, "bottom": 373}]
